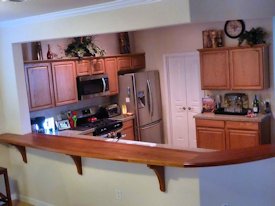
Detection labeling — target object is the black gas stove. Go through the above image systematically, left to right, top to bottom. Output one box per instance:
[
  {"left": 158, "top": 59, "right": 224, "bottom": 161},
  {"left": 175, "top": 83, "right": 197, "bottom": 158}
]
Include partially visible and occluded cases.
[
  {"left": 69, "top": 107, "right": 123, "bottom": 136},
  {"left": 77, "top": 118, "right": 123, "bottom": 136}
]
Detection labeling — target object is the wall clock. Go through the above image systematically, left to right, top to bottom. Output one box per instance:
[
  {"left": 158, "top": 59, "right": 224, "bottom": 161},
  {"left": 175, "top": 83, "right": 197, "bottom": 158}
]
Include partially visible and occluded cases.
[{"left": 224, "top": 20, "right": 245, "bottom": 38}]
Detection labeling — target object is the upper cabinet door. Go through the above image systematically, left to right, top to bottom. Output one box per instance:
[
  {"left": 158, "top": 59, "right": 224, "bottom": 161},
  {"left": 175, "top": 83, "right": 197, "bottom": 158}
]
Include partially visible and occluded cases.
[
  {"left": 199, "top": 45, "right": 269, "bottom": 90},
  {"left": 230, "top": 45, "right": 269, "bottom": 90},
  {"left": 199, "top": 49, "right": 230, "bottom": 90},
  {"left": 131, "top": 53, "right": 145, "bottom": 69},
  {"left": 117, "top": 56, "right": 131, "bottom": 72},
  {"left": 105, "top": 57, "right": 118, "bottom": 95},
  {"left": 91, "top": 58, "right": 105, "bottom": 74},
  {"left": 75, "top": 59, "right": 91, "bottom": 76},
  {"left": 52, "top": 61, "right": 78, "bottom": 106},
  {"left": 24, "top": 63, "right": 55, "bottom": 111}
]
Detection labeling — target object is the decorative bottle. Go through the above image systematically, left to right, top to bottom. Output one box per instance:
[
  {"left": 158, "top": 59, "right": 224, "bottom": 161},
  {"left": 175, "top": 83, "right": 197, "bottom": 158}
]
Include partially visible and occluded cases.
[
  {"left": 47, "top": 44, "right": 53, "bottom": 59},
  {"left": 252, "top": 95, "right": 259, "bottom": 113}
]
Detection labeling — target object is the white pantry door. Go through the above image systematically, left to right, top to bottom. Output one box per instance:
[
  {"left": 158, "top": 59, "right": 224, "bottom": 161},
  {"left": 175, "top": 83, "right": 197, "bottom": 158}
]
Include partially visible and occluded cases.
[{"left": 165, "top": 52, "right": 203, "bottom": 148}]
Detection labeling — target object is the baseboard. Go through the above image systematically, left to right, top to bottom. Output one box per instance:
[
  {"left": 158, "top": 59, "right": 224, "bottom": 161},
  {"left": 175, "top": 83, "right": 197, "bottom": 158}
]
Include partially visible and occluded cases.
[{"left": 11, "top": 193, "right": 53, "bottom": 206}]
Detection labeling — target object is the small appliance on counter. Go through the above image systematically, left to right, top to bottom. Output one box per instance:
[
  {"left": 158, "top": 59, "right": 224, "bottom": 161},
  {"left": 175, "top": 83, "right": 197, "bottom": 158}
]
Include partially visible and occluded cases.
[
  {"left": 215, "top": 93, "right": 249, "bottom": 115},
  {"left": 105, "top": 104, "right": 121, "bottom": 117},
  {"left": 31, "top": 116, "right": 45, "bottom": 133}
]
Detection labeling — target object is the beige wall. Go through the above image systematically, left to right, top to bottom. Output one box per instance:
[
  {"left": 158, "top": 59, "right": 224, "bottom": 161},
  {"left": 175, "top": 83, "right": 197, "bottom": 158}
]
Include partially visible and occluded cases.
[
  {"left": 0, "top": 0, "right": 275, "bottom": 205},
  {"left": 0, "top": 1, "right": 200, "bottom": 205},
  {"left": 133, "top": 18, "right": 275, "bottom": 143}
]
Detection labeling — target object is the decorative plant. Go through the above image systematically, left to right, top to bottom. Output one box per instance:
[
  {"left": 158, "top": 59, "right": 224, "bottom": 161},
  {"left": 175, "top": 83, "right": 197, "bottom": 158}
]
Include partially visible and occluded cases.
[
  {"left": 238, "top": 27, "right": 267, "bottom": 46},
  {"left": 65, "top": 36, "right": 105, "bottom": 58}
]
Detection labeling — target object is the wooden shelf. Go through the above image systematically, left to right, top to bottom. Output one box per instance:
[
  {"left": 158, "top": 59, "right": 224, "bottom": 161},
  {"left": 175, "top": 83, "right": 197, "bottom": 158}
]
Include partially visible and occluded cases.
[{"left": 1, "top": 133, "right": 275, "bottom": 192}]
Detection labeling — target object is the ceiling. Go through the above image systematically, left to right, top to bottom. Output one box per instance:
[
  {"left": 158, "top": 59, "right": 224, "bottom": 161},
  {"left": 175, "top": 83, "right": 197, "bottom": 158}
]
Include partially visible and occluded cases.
[{"left": 0, "top": 0, "right": 115, "bottom": 22}]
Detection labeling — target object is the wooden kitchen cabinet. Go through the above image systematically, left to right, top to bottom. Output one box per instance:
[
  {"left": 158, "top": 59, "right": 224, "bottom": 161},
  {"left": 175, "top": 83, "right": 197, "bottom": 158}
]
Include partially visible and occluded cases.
[
  {"left": 198, "top": 44, "right": 269, "bottom": 90},
  {"left": 229, "top": 46, "right": 269, "bottom": 89},
  {"left": 199, "top": 49, "right": 230, "bottom": 89},
  {"left": 117, "top": 53, "right": 145, "bottom": 72},
  {"left": 131, "top": 53, "right": 145, "bottom": 69},
  {"left": 117, "top": 56, "right": 131, "bottom": 71},
  {"left": 105, "top": 57, "right": 118, "bottom": 95},
  {"left": 91, "top": 58, "right": 105, "bottom": 74},
  {"left": 75, "top": 59, "right": 91, "bottom": 76},
  {"left": 52, "top": 61, "right": 78, "bottom": 106},
  {"left": 24, "top": 63, "right": 55, "bottom": 111},
  {"left": 195, "top": 116, "right": 271, "bottom": 150},
  {"left": 122, "top": 119, "right": 135, "bottom": 141},
  {"left": 196, "top": 119, "right": 226, "bottom": 150},
  {"left": 226, "top": 121, "right": 261, "bottom": 149},
  {"left": 226, "top": 129, "right": 259, "bottom": 149}
]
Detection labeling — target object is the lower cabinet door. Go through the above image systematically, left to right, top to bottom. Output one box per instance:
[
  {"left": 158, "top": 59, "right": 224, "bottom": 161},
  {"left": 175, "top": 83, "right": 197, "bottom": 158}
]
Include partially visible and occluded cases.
[
  {"left": 122, "top": 127, "right": 135, "bottom": 141},
  {"left": 196, "top": 127, "right": 226, "bottom": 150},
  {"left": 226, "top": 129, "right": 259, "bottom": 149}
]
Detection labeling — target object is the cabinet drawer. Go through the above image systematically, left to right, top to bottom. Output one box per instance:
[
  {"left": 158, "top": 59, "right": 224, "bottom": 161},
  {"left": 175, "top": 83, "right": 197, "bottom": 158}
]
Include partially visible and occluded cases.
[
  {"left": 123, "top": 119, "right": 133, "bottom": 129},
  {"left": 196, "top": 119, "right": 224, "bottom": 128},
  {"left": 226, "top": 121, "right": 259, "bottom": 130}
]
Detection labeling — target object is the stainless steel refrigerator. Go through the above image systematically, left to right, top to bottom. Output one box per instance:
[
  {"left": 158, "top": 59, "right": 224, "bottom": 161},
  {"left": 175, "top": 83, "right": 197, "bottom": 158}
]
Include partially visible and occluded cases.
[{"left": 118, "top": 71, "right": 163, "bottom": 143}]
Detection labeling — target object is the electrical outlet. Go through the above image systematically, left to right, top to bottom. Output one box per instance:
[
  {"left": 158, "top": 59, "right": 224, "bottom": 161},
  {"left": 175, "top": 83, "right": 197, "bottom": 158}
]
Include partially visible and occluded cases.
[
  {"left": 115, "top": 189, "right": 122, "bottom": 200},
  {"left": 221, "top": 203, "right": 230, "bottom": 206}
]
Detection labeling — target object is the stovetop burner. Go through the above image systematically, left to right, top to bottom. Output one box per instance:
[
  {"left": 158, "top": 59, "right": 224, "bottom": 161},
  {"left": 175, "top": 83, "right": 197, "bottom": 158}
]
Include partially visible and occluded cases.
[{"left": 75, "top": 118, "right": 123, "bottom": 136}]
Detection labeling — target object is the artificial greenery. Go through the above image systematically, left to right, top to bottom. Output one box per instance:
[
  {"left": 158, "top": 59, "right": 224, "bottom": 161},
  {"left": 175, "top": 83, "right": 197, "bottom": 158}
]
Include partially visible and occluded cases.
[
  {"left": 238, "top": 27, "right": 267, "bottom": 46},
  {"left": 65, "top": 36, "right": 105, "bottom": 58}
]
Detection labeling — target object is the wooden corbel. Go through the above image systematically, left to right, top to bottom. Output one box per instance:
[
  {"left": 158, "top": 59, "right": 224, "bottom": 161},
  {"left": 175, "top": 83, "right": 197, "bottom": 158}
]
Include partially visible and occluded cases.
[
  {"left": 12, "top": 144, "right": 27, "bottom": 163},
  {"left": 69, "top": 155, "right": 82, "bottom": 175},
  {"left": 147, "top": 165, "right": 166, "bottom": 192}
]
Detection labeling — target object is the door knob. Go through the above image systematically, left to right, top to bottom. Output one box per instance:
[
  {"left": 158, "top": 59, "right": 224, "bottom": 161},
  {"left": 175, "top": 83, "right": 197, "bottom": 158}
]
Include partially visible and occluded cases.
[
  {"left": 182, "top": 107, "right": 186, "bottom": 110},
  {"left": 188, "top": 107, "right": 191, "bottom": 110}
]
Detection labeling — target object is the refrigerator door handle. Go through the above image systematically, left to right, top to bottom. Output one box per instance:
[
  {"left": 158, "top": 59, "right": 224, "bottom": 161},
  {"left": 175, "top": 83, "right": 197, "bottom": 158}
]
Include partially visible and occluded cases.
[
  {"left": 102, "top": 78, "right": 106, "bottom": 92},
  {"left": 147, "top": 79, "right": 153, "bottom": 117}
]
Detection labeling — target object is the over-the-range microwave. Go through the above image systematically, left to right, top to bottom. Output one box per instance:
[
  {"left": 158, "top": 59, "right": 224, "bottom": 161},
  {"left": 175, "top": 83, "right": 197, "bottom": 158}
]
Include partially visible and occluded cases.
[{"left": 76, "top": 74, "right": 109, "bottom": 100}]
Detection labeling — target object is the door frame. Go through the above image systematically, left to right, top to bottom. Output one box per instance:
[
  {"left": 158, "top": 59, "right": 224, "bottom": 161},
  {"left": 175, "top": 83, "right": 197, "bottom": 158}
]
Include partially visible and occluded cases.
[{"left": 163, "top": 52, "right": 203, "bottom": 146}]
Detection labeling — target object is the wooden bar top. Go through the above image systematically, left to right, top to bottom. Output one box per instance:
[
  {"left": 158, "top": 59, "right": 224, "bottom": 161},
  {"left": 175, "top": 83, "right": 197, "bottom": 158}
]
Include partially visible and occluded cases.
[{"left": 0, "top": 133, "right": 275, "bottom": 167}]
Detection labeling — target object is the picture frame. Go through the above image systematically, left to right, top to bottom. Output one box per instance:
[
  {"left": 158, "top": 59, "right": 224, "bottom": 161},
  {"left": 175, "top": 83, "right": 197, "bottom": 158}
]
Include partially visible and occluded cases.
[
  {"left": 202, "top": 97, "right": 216, "bottom": 113},
  {"left": 55, "top": 119, "right": 71, "bottom": 130}
]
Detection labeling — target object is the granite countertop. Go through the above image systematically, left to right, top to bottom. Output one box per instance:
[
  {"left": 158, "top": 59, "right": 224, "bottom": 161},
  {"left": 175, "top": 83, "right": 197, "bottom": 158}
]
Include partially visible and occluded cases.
[
  {"left": 194, "top": 112, "right": 271, "bottom": 122},
  {"left": 109, "top": 114, "right": 135, "bottom": 122}
]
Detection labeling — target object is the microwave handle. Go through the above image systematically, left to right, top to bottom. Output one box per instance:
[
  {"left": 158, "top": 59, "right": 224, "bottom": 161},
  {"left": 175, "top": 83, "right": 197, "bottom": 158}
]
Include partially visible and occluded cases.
[{"left": 102, "top": 78, "right": 107, "bottom": 92}]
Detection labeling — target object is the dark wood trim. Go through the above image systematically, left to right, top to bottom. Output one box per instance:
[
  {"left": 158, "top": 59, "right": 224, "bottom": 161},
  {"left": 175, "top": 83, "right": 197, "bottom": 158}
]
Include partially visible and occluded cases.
[
  {"left": 12, "top": 144, "right": 27, "bottom": 163},
  {"left": 69, "top": 155, "right": 82, "bottom": 175},
  {"left": 147, "top": 165, "right": 165, "bottom": 192},
  {"left": 0, "top": 167, "right": 12, "bottom": 206}
]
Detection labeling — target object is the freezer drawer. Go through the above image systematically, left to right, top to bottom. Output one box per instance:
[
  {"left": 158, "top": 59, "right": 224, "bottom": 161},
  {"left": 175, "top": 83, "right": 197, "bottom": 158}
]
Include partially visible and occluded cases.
[{"left": 139, "top": 120, "right": 163, "bottom": 143}]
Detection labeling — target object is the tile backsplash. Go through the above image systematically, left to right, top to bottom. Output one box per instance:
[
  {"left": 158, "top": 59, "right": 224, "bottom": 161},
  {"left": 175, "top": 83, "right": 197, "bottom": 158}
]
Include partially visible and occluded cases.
[
  {"left": 205, "top": 89, "right": 272, "bottom": 111},
  {"left": 30, "top": 96, "right": 117, "bottom": 119}
]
